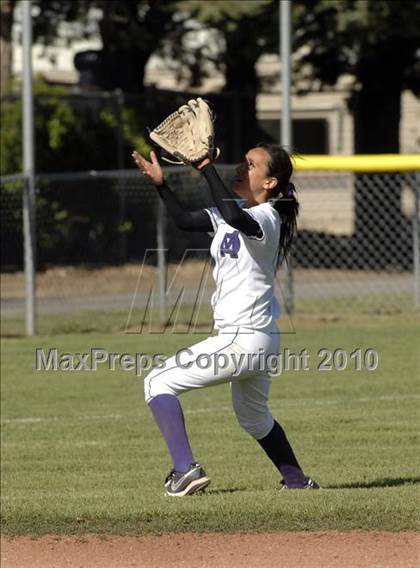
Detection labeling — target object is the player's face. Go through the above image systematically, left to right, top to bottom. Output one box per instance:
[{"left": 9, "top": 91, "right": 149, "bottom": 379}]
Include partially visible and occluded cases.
[{"left": 232, "top": 147, "right": 275, "bottom": 205}]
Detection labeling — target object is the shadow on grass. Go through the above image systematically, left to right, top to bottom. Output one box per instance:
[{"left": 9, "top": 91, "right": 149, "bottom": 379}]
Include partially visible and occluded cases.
[
  {"left": 327, "top": 476, "right": 420, "bottom": 489},
  {"left": 206, "top": 488, "right": 245, "bottom": 495}
]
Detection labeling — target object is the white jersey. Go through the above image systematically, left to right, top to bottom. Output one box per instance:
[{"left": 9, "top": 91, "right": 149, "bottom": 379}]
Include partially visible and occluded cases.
[{"left": 204, "top": 202, "right": 281, "bottom": 330}]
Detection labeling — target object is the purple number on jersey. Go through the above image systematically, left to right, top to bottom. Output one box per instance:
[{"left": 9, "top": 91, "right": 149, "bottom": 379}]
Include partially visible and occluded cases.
[{"left": 220, "top": 231, "right": 241, "bottom": 258}]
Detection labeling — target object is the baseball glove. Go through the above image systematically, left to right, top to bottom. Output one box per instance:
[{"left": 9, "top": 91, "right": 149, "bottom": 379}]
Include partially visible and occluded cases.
[{"left": 149, "top": 98, "right": 219, "bottom": 165}]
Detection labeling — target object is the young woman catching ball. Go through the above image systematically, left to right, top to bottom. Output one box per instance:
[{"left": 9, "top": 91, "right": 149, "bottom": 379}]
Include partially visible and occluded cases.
[{"left": 132, "top": 144, "right": 319, "bottom": 496}]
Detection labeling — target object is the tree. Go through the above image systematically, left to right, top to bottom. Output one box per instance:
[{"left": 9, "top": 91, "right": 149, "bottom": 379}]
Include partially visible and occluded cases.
[
  {"left": 0, "top": 0, "right": 16, "bottom": 95},
  {"left": 31, "top": 0, "right": 187, "bottom": 93},
  {"left": 293, "top": 0, "right": 420, "bottom": 267},
  {"left": 293, "top": 0, "right": 420, "bottom": 153},
  {"left": 12, "top": 1, "right": 279, "bottom": 157},
  {"left": 173, "top": 1, "right": 278, "bottom": 158},
  {"left": 0, "top": 79, "right": 145, "bottom": 175},
  {"left": 1, "top": 79, "right": 153, "bottom": 268}
]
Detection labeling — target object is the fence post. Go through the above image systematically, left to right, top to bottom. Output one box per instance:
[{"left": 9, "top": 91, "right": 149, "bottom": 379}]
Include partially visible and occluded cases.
[
  {"left": 22, "top": 0, "right": 36, "bottom": 336},
  {"left": 280, "top": 0, "right": 294, "bottom": 314},
  {"left": 115, "top": 89, "right": 127, "bottom": 262},
  {"left": 413, "top": 172, "right": 420, "bottom": 308},
  {"left": 22, "top": 177, "right": 36, "bottom": 335},
  {"left": 156, "top": 198, "right": 167, "bottom": 325}
]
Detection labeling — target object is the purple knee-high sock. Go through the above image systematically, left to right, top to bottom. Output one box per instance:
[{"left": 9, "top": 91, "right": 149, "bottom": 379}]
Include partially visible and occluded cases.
[
  {"left": 148, "top": 394, "right": 194, "bottom": 473},
  {"left": 257, "top": 421, "right": 308, "bottom": 488}
]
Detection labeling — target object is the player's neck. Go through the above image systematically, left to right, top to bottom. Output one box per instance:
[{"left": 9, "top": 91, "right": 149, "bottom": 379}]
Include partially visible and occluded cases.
[{"left": 245, "top": 195, "right": 268, "bottom": 208}]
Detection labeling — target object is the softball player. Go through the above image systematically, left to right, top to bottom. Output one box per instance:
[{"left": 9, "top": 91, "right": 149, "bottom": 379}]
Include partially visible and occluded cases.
[{"left": 132, "top": 144, "right": 319, "bottom": 496}]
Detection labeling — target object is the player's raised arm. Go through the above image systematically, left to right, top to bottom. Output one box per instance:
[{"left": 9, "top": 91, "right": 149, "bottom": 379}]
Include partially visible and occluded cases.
[
  {"left": 131, "top": 150, "right": 212, "bottom": 232},
  {"left": 195, "top": 158, "right": 263, "bottom": 238}
]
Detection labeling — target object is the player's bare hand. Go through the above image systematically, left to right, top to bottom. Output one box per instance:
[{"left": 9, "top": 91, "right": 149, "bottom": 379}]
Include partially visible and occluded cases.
[{"left": 132, "top": 150, "right": 164, "bottom": 186}]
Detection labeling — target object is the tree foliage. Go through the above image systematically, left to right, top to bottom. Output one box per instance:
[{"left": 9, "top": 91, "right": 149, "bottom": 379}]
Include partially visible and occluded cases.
[
  {"left": 0, "top": 0, "right": 17, "bottom": 94},
  {"left": 6, "top": 0, "right": 419, "bottom": 153},
  {"left": 31, "top": 0, "right": 186, "bottom": 92},
  {"left": 293, "top": 0, "right": 420, "bottom": 152},
  {"left": 294, "top": 0, "right": 419, "bottom": 91},
  {"left": 171, "top": 1, "right": 279, "bottom": 154},
  {"left": 0, "top": 78, "right": 150, "bottom": 175},
  {"left": 1, "top": 79, "right": 152, "bottom": 268}
]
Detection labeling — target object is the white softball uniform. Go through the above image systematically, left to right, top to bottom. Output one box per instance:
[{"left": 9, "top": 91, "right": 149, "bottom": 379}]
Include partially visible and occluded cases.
[
  {"left": 144, "top": 202, "right": 282, "bottom": 440},
  {"left": 205, "top": 202, "right": 281, "bottom": 330}
]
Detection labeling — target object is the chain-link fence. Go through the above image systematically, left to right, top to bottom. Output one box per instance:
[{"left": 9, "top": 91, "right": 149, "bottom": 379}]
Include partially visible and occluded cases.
[{"left": 1, "top": 166, "right": 419, "bottom": 333}]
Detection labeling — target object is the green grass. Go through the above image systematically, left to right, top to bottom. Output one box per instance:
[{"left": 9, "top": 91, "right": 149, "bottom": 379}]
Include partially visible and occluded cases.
[
  {"left": 1, "top": 292, "right": 416, "bottom": 338},
  {"left": 295, "top": 292, "right": 415, "bottom": 316},
  {"left": 1, "top": 304, "right": 216, "bottom": 337},
  {"left": 1, "top": 309, "right": 135, "bottom": 337},
  {"left": 1, "top": 316, "right": 419, "bottom": 535}
]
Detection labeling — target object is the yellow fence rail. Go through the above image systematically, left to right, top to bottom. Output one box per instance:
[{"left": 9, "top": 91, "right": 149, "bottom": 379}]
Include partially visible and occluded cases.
[{"left": 294, "top": 154, "right": 420, "bottom": 172}]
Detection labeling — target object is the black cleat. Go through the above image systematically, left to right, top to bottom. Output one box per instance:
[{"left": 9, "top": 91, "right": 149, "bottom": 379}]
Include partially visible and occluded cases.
[
  {"left": 165, "top": 463, "right": 210, "bottom": 497},
  {"left": 280, "top": 477, "right": 321, "bottom": 490}
]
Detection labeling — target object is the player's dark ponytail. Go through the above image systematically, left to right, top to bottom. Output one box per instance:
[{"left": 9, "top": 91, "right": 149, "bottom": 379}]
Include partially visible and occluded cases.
[{"left": 257, "top": 143, "right": 299, "bottom": 263}]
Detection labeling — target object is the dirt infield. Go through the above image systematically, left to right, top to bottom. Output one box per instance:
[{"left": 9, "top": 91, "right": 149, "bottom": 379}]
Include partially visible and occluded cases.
[{"left": 2, "top": 532, "right": 419, "bottom": 568}]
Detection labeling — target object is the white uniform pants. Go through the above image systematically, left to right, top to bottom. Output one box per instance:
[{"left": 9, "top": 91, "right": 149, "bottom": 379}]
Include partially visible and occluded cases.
[{"left": 144, "top": 323, "right": 280, "bottom": 440}]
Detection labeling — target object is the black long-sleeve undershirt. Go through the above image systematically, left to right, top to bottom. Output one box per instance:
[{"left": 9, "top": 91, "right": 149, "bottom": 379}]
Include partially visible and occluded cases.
[
  {"left": 155, "top": 164, "right": 262, "bottom": 237},
  {"left": 201, "top": 164, "right": 263, "bottom": 238},
  {"left": 155, "top": 183, "right": 212, "bottom": 232}
]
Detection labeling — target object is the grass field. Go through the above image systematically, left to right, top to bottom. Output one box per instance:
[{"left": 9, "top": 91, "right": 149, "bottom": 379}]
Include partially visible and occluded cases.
[{"left": 1, "top": 312, "right": 419, "bottom": 536}]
